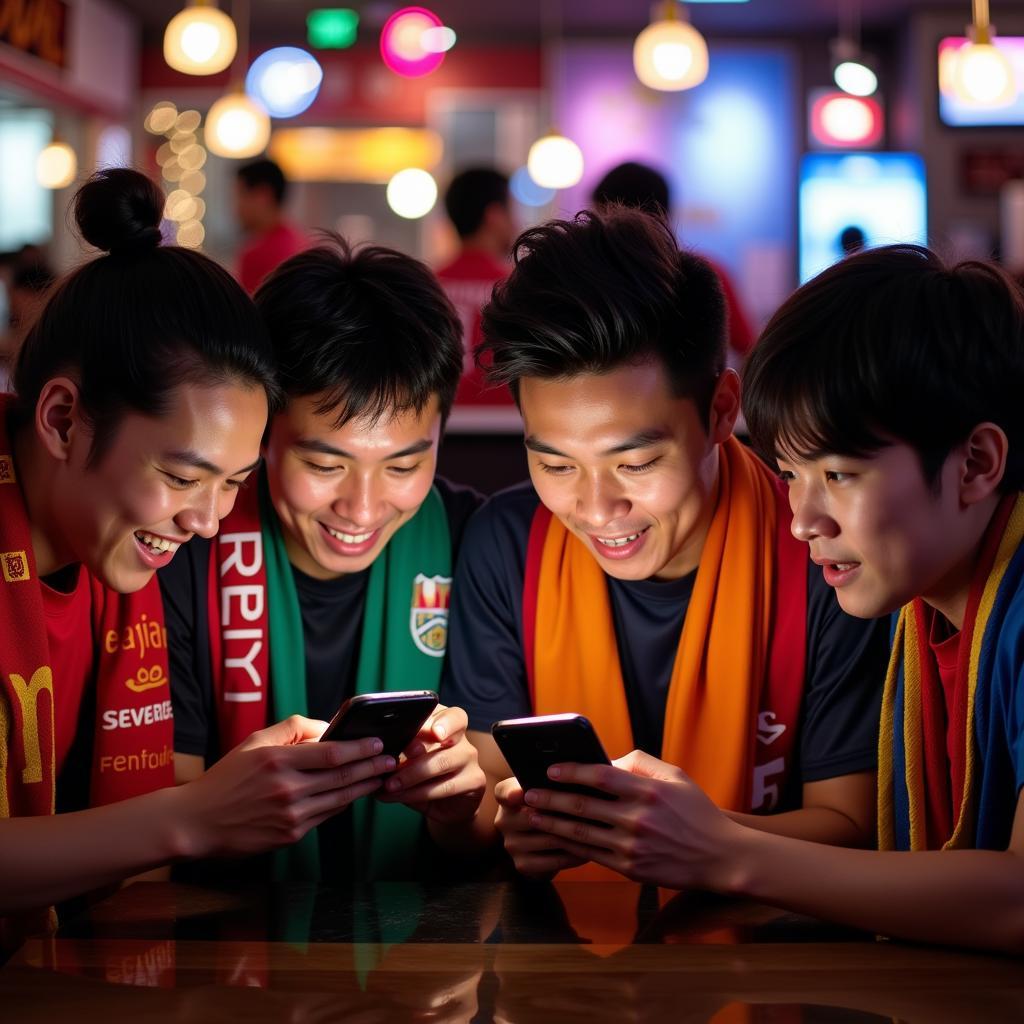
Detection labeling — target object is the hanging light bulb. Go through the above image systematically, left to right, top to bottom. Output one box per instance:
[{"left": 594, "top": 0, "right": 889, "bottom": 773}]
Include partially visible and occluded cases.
[
  {"left": 946, "top": 0, "right": 1016, "bottom": 107},
  {"left": 164, "top": 1, "right": 237, "bottom": 76},
  {"left": 633, "top": 2, "right": 709, "bottom": 92},
  {"left": 829, "top": 4, "right": 878, "bottom": 98},
  {"left": 205, "top": 92, "right": 270, "bottom": 158},
  {"left": 527, "top": 133, "right": 584, "bottom": 190},
  {"left": 36, "top": 141, "right": 77, "bottom": 189}
]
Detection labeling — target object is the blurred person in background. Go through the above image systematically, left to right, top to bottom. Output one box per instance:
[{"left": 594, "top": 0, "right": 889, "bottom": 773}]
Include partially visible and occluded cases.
[
  {"left": 235, "top": 158, "right": 309, "bottom": 295},
  {"left": 592, "top": 161, "right": 755, "bottom": 366},
  {"left": 437, "top": 168, "right": 515, "bottom": 405},
  {"left": 1, "top": 250, "right": 54, "bottom": 393}
]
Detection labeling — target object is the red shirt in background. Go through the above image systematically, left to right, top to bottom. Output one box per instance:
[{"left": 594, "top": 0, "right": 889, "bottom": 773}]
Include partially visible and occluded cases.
[
  {"left": 238, "top": 222, "right": 309, "bottom": 295},
  {"left": 436, "top": 247, "right": 511, "bottom": 406},
  {"left": 707, "top": 259, "right": 755, "bottom": 359},
  {"left": 42, "top": 566, "right": 93, "bottom": 777}
]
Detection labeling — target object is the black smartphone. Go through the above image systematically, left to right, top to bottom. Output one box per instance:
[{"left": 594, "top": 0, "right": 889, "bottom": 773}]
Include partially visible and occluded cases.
[
  {"left": 319, "top": 690, "right": 439, "bottom": 758},
  {"left": 491, "top": 713, "right": 613, "bottom": 800}
]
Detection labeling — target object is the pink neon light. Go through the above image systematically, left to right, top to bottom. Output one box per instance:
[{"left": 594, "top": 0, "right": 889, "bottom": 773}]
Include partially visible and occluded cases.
[{"left": 380, "top": 7, "right": 446, "bottom": 78}]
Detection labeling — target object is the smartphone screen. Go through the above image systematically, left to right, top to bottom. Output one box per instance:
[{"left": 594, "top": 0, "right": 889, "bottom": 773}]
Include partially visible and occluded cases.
[
  {"left": 319, "top": 690, "right": 439, "bottom": 758},
  {"left": 491, "top": 713, "right": 613, "bottom": 799}
]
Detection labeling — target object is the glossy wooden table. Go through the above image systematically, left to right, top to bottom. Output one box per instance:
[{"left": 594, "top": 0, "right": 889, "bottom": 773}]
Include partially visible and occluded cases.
[{"left": 2, "top": 880, "right": 1022, "bottom": 1022}]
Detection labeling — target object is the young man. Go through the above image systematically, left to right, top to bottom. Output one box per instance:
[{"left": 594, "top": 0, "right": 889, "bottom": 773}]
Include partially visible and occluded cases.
[
  {"left": 234, "top": 159, "right": 308, "bottom": 294},
  {"left": 436, "top": 167, "right": 514, "bottom": 406},
  {"left": 0, "top": 168, "right": 355, "bottom": 950},
  {"left": 440, "top": 207, "right": 888, "bottom": 879},
  {"left": 161, "top": 238, "right": 488, "bottom": 881},
  {"left": 517, "top": 244, "right": 1024, "bottom": 955}
]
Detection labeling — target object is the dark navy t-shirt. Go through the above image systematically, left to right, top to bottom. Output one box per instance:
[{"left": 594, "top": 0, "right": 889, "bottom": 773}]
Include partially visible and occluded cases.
[
  {"left": 159, "top": 478, "right": 481, "bottom": 881},
  {"left": 162, "top": 478, "right": 481, "bottom": 762},
  {"left": 440, "top": 482, "right": 888, "bottom": 795}
]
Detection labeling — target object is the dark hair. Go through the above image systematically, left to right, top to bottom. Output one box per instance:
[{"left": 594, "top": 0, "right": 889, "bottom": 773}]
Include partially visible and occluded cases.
[
  {"left": 237, "top": 158, "right": 288, "bottom": 206},
  {"left": 591, "top": 162, "right": 671, "bottom": 217},
  {"left": 444, "top": 167, "right": 509, "bottom": 238},
  {"left": 13, "top": 168, "right": 279, "bottom": 459},
  {"left": 479, "top": 206, "right": 725, "bottom": 419},
  {"left": 839, "top": 225, "right": 866, "bottom": 255},
  {"left": 255, "top": 234, "right": 463, "bottom": 425},
  {"left": 744, "top": 243, "right": 1024, "bottom": 492},
  {"left": 12, "top": 260, "right": 55, "bottom": 294}
]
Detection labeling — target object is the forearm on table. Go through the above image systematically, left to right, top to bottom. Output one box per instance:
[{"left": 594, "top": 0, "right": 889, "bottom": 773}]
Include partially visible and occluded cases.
[
  {"left": 0, "top": 786, "right": 189, "bottom": 913},
  {"left": 727, "top": 805, "right": 872, "bottom": 847},
  {"left": 717, "top": 828, "right": 1024, "bottom": 955}
]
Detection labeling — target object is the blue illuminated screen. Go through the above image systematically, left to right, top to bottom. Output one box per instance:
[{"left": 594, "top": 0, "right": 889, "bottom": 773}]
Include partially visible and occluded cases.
[{"left": 799, "top": 152, "right": 927, "bottom": 284}]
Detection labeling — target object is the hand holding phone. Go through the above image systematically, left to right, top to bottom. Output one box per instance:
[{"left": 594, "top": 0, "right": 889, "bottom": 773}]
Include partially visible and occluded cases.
[
  {"left": 319, "top": 690, "right": 439, "bottom": 759},
  {"left": 491, "top": 713, "right": 613, "bottom": 800}
]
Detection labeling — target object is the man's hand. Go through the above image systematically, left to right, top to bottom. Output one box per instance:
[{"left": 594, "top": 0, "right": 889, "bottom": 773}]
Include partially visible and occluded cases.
[
  {"left": 377, "top": 705, "right": 487, "bottom": 826},
  {"left": 175, "top": 714, "right": 397, "bottom": 858},
  {"left": 522, "top": 749, "right": 741, "bottom": 890},
  {"left": 494, "top": 775, "right": 587, "bottom": 878}
]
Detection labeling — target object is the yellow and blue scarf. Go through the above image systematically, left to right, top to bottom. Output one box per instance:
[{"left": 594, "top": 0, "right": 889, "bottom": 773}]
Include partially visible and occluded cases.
[{"left": 879, "top": 494, "right": 1024, "bottom": 851}]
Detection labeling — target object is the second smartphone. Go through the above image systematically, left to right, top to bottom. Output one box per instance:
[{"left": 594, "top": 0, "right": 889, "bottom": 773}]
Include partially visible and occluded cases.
[
  {"left": 319, "top": 690, "right": 439, "bottom": 758},
  {"left": 491, "top": 713, "right": 612, "bottom": 798}
]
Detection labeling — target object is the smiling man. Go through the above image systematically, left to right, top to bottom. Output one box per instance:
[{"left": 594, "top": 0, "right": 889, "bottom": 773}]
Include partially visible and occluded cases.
[
  {"left": 441, "top": 206, "right": 889, "bottom": 878},
  {"left": 159, "top": 237, "right": 488, "bottom": 881}
]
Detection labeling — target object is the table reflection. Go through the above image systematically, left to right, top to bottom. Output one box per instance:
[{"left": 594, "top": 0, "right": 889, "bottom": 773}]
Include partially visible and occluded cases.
[{"left": 3, "top": 881, "right": 1022, "bottom": 1023}]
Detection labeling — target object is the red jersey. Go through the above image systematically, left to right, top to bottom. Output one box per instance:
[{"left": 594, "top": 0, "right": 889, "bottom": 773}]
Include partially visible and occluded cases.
[
  {"left": 238, "top": 222, "right": 309, "bottom": 295},
  {"left": 436, "top": 247, "right": 512, "bottom": 406},
  {"left": 707, "top": 259, "right": 755, "bottom": 358},
  {"left": 41, "top": 566, "right": 93, "bottom": 777}
]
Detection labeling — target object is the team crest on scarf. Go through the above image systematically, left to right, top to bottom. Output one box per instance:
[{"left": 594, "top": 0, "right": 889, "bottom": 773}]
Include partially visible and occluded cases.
[
  {"left": 1, "top": 550, "right": 29, "bottom": 583},
  {"left": 409, "top": 573, "right": 452, "bottom": 657}
]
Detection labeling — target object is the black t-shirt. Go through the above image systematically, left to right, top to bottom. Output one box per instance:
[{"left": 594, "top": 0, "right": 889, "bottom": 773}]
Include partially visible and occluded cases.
[
  {"left": 159, "top": 477, "right": 481, "bottom": 880},
  {"left": 440, "top": 482, "right": 888, "bottom": 803}
]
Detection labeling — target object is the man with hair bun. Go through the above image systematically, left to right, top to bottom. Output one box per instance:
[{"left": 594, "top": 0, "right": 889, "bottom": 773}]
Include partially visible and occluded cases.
[
  {"left": 0, "top": 169, "right": 367, "bottom": 949},
  {"left": 441, "top": 206, "right": 888, "bottom": 880},
  {"left": 161, "top": 237, "right": 490, "bottom": 882}
]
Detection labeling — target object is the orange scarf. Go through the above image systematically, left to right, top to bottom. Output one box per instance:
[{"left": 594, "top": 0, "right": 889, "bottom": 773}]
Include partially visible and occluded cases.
[{"left": 523, "top": 437, "right": 806, "bottom": 884}]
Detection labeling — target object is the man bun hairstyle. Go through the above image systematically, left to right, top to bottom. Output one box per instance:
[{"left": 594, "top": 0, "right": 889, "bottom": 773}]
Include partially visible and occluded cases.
[
  {"left": 13, "top": 168, "right": 279, "bottom": 459},
  {"left": 73, "top": 168, "right": 164, "bottom": 256}
]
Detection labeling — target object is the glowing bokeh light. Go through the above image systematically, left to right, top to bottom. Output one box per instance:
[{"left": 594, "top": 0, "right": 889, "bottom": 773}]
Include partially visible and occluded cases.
[
  {"left": 380, "top": 7, "right": 445, "bottom": 78},
  {"left": 246, "top": 46, "right": 324, "bottom": 118},
  {"left": 386, "top": 167, "right": 438, "bottom": 218}
]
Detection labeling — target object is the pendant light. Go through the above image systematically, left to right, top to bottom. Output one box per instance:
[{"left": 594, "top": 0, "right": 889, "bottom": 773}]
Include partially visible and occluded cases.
[
  {"left": 164, "top": 0, "right": 237, "bottom": 76},
  {"left": 205, "top": 0, "right": 271, "bottom": 159},
  {"left": 526, "top": 0, "right": 584, "bottom": 191},
  {"left": 948, "top": 0, "right": 1016, "bottom": 107},
  {"left": 633, "top": 1, "right": 709, "bottom": 92}
]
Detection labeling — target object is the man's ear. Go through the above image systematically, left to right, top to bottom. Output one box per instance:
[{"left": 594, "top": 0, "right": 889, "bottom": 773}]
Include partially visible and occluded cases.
[
  {"left": 707, "top": 368, "right": 741, "bottom": 447},
  {"left": 35, "top": 377, "right": 84, "bottom": 463},
  {"left": 958, "top": 422, "right": 1008, "bottom": 506}
]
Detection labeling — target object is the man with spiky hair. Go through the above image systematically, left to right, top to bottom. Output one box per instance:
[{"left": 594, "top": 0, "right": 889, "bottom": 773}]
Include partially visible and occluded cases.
[
  {"left": 441, "top": 206, "right": 887, "bottom": 880},
  {"left": 161, "top": 237, "right": 489, "bottom": 881}
]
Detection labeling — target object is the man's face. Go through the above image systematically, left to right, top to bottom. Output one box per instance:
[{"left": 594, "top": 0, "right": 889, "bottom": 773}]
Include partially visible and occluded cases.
[
  {"left": 234, "top": 180, "right": 269, "bottom": 234},
  {"left": 519, "top": 360, "right": 733, "bottom": 582},
  {"left": 56, "top": 381, "right": 267, "bottom": 593},
  {"left": 264, "top": 393, "right": 442, "bottom": 579},
  {"left": 777, "top": 443, "right": 970, "bottom": 619}
]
